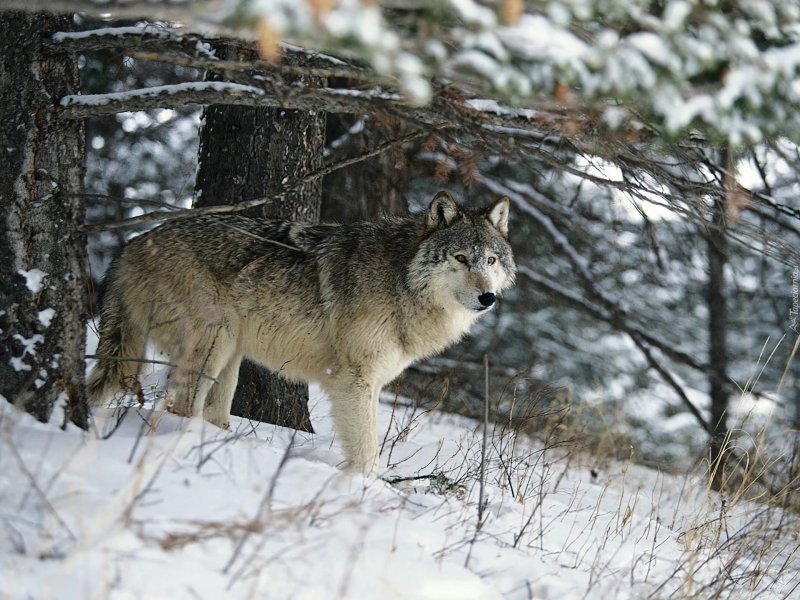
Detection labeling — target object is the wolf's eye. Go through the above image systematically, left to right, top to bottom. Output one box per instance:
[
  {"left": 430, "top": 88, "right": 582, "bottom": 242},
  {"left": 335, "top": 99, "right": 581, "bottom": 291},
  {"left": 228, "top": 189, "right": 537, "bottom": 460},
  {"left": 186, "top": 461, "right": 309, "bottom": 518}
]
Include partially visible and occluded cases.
[
  {"left": 455, "top": 254, "right": 468, "bottom": 264},
  {"left": 487, "top": 257, "right": 496, "bottom": 265}
]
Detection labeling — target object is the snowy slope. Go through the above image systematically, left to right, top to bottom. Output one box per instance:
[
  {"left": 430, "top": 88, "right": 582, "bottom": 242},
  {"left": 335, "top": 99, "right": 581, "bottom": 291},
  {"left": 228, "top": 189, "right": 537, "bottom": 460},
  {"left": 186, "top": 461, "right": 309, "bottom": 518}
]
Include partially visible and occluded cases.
[{"left": 1, "top": 383, "right": 797, "bottom": 599}]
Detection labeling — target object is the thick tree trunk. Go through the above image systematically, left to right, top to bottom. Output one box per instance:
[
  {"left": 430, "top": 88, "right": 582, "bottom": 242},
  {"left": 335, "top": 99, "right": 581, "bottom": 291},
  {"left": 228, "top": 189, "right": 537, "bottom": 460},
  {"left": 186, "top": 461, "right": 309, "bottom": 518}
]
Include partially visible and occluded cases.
[
  {"left": 0, "top": 12, "right": 88, "bottom": 427},
  {"left": 194, "top": 43, "right": 324, "bottom": 432},
  {"left": 321, "top": 115, "right": 409, "bottom": 222}
]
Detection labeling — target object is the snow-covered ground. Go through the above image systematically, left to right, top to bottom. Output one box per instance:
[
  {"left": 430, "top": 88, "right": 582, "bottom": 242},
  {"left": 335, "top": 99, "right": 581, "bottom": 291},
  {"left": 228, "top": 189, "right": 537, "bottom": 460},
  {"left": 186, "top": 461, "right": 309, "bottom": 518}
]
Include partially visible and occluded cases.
[{"left": 1, "top": 382, "right": 797, "bottom": 599}]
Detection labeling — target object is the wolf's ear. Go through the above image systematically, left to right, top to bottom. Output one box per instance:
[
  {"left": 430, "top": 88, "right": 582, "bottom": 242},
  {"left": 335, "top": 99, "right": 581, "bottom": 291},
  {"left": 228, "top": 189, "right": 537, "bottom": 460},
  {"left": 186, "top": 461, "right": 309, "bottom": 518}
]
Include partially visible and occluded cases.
[
  {"left": 426, "top": 190, "right": 460, "bottom": 231},
  {"left": 486, "top": 196, "right": 510, "bottom": 237}
]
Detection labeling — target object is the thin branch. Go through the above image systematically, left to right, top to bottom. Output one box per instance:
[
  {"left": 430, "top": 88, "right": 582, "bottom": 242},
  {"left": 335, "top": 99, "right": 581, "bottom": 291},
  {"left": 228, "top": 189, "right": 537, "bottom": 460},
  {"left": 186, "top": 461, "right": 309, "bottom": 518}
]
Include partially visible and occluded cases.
[
  {"left": 3, "top": 0, "right": 210, "bottom": 17},
  {"left": 126, "top": 49, "right": 371, "bottom": 82},
  {"left": 56, "top": 75, "right": 618, "bottom": 155},
  {"left": 475, "top": 170, "right": 712, "bottom": 372},
  {"left": 517, "top": 266, "right": 709, "bottom": 373},
  {"left": 629, "top": 334, "right": 714, "bottom": 435},
  {"left": 86, "top": 354, "right": 218, "bottom": 383},
  {"left": 223, "top": 430, "right": 298, "bottom": 577},
  {"left": 1, "top": 435, "right": 76, "bottom": 542},
  {"left": 383, "top": 473, "right": 437, "bottom": 485}
]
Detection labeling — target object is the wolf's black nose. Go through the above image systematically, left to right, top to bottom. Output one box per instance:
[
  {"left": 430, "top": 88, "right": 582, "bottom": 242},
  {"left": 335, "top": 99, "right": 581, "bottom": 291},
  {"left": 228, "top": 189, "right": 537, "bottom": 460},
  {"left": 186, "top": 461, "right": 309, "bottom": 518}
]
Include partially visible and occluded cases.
[{"left": 478, "top": 292, "right": 496, "bottom": 307}]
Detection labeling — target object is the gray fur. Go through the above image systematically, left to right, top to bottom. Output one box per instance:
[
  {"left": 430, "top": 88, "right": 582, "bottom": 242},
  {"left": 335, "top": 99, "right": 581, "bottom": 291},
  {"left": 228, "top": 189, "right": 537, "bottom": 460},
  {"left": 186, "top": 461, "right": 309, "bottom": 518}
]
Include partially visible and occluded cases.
[{"left": 87, "top": 191, "right": 516, "bottom": 474}]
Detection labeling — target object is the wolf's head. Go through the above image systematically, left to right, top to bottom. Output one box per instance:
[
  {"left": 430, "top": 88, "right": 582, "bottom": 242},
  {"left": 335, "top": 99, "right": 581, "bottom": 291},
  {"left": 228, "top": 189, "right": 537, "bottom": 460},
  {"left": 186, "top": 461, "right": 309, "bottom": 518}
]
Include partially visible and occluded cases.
[{"left": 409, "top": 190, "right": 517, "bottom": 313}]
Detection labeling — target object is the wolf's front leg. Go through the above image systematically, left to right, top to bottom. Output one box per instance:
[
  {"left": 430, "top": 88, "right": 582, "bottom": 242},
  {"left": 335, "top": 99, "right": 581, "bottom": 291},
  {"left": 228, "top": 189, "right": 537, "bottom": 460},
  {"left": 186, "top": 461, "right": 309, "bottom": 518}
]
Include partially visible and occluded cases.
[
  {"left": 202, "top": 353, "right": 242, "bottom": 428},
  {"left": 324, "top": 376, "right": 379, "bottom": 476}
]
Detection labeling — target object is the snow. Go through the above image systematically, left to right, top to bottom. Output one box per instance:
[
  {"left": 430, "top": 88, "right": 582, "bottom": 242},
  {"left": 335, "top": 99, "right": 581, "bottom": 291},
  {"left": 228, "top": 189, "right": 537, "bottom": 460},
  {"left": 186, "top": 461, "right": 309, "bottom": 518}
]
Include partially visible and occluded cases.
[
  {"left": 450, "top": 0, "right": 497, "bottom": 29},
  {"left": 45, "top": 1, "right": 800, "bottom": 142},
  {"left": 663, "top": 1, "right": 692, "bottom": 32},
  {"left": 46, "top": 3, "right": 800, "bottom": 141},
  {"left": 501, "top": 14, "right": 588, "bottom": 64},
  {"left": 52, "top": 25, "right": 168, "bottom": 42},
  {"left": 625, "top": 32, "right": 677, "bottom": 69},
  {"left": 281, "top": 43, "right": 347, "bottom": 66},
  {"left": 325, "top": 87, "right": 401, "bottom": 101},
  {"left": 465, "top": 98, "right": 538, "bottom": 120},
  {"left": 17, "top": 268, "right": 47, "bottom": 294},
  {"left": 37, "top": 309, "right": 56, "bottom": 329},
  {"left": 9, "top": 334, "right": 44, "bottom": 373},
  {"left": 1, "top": 381, "right": 797, "bottom": 598}
]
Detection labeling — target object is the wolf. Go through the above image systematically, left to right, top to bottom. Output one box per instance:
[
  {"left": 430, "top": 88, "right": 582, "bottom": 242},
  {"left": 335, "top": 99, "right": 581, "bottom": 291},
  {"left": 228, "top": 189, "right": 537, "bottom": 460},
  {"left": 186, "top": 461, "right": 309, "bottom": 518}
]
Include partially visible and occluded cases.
[{"left": 87, "top": 190, "right": 516, "bottom": 475}]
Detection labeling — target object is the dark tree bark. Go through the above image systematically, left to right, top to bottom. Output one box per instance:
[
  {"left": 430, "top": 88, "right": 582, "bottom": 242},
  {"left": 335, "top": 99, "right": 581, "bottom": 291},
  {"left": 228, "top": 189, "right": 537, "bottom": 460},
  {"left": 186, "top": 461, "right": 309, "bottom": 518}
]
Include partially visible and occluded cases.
[
  {"left": 0, "top": 12, "right": 88, "bottom": 427},
  {"left": 194, "top": 43, "right": 324, "bottom": 432},
  {"left": 321, "top": 115, "right": 409, "bottom": 222},
  {"left": 707, "top": 182, "right": 731, "bottom": 490}
]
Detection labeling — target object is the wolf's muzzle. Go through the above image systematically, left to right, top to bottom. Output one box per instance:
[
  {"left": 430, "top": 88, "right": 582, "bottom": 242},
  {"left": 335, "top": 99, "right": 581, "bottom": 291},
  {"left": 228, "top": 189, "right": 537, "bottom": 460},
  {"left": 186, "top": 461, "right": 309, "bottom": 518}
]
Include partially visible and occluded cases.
[{"left": 478, "top": 292, "right": 496, "bottom": 309}]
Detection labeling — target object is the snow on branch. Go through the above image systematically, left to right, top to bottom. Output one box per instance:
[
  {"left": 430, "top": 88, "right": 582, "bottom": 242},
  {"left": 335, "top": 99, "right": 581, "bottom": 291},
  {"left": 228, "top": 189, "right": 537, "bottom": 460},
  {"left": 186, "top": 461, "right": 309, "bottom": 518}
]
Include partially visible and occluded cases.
[
  {"left": 28, "top": 0, "right": 800, "bottom": 145},
  {"left": 21, "top": 1, "right": 800, "bottom": 142},
  {"left": 50, "top": 24, "right": 218, "bottom": 57},
  {"left": 57, "top": 77, "right": 617, "bottom": 156},
  {"left": 58, "top": 81, "right": 405, "bottom": 119}
]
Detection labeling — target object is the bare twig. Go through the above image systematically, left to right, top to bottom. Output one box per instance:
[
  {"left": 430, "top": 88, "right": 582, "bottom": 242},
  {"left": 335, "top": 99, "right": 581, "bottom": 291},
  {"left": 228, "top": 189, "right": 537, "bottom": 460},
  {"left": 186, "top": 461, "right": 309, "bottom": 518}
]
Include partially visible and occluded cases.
[
  {"left": 3, "top": 0, "right": 208, "bottom": 16},
  {"left": 49, "top": 28, "right": 368, "bottom": 78},
  {"left": 628, "top": 336, "right": 714, "bottom": 435},
  {"left": 465, "top": 353, "right": 490, "bottom": 569},
  {"left": 86, "top": 354, "right": 218, "bottom": 383}
]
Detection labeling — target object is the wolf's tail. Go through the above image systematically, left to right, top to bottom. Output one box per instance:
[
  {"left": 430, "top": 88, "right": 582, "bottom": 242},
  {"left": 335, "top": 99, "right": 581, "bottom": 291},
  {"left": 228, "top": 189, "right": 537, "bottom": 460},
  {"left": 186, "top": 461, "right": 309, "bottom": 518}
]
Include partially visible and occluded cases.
[{"left": 87, "top": 276, "right": 144, "bottom": 405}]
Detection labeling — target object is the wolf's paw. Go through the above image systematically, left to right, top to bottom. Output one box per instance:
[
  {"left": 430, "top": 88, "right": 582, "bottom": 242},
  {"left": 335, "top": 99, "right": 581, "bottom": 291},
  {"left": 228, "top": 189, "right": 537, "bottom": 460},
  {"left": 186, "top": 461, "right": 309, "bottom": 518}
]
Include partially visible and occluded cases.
[
  {"left": 166, "top": 403, "right": 192, "bottom": 419},
  {"left": 202, "top": 406, "right": 231, "bottom": 430}
]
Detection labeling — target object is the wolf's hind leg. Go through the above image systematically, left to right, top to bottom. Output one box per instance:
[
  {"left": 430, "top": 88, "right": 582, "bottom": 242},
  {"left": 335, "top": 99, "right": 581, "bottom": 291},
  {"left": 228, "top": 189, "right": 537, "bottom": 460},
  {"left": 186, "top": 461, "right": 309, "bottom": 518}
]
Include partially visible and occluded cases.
[
  {"left": 168, "top": 322, "right": 237, "bottom": 420},
  {"left": 202, "top": 354, "right": 242, "bottom": 428},
  {"left": 324, "top": 376, "right": 379, "bottom": 476}
]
